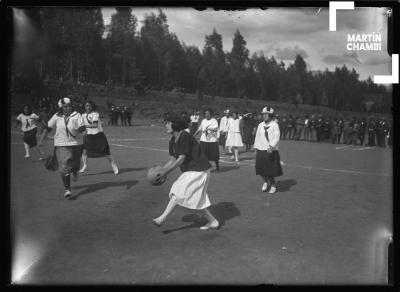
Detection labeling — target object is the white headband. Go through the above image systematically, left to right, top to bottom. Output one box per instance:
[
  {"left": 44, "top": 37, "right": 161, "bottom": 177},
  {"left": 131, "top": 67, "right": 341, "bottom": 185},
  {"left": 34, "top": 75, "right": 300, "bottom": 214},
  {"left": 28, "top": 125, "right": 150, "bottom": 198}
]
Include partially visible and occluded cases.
[
  {"left": 58, "top": 97, "right": 71, "bottom": 108},
  {"left": 261, "top": 107, "right": 274, "bottom": 114}
]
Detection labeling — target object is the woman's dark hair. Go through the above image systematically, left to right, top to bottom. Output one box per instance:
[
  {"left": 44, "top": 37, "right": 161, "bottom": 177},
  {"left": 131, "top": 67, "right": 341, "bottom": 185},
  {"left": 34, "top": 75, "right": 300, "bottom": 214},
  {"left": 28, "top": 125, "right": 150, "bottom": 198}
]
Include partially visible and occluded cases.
[
  {"left": 57, "top": 99, "right": 74, "bottom": 116},
  {"left": 85, "top": 100, "right": 97, "bottom": 111},
  {"left": 22, "top": 104, "right": 32, "bottom": 115},
  {"left": 203, "top": 108, "right": 213, "bottom": 116},
  {"left": 165, "top": 113, "right": 188, "bottom": 131}
]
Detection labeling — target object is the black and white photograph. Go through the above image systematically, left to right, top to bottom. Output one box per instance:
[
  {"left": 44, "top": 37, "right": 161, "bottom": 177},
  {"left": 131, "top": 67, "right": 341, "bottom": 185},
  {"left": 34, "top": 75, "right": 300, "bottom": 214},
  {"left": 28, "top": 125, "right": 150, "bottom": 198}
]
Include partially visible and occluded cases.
[{"left": 6, "top": 1, "right": 397, "bottom": 286}]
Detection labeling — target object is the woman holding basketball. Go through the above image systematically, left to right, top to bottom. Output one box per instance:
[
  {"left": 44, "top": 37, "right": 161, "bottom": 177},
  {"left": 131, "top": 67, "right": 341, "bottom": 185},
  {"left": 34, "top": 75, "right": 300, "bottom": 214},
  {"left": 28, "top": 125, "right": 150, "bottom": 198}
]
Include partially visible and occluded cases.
[
  {"left": 79, "top": 100, "right": 119, "bottom": 175},
  {"left": 254, "top": 106, "right": 283, "bottom": 194},
  {"left": 152, "top": 114, "right": 219, "bottom": 230}
]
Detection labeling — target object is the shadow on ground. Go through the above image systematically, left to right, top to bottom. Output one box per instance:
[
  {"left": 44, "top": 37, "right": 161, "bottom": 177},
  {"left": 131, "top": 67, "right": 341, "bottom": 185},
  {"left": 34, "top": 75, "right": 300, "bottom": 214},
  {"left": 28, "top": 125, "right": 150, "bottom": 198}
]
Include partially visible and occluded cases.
[
  {"left": 239, "top": 150, "right": 256, "bottom": 155},
  {"left": 239, "top": 156, "right": 256, "bottom": 161},
  {"left": 211, "top": 165, "right": 240, "bottom": 173},
  {"left": 83, "top": 167, "right": 146, "bottom": 176},
  {"left": 276, "top": 179, "right": 297, "bottom": 192},
  {"left": 70, "top": 180, "right": 139, "bottom": 199},
  {"left": 162, "top": 202, "right": 240, "bottom": 234}
]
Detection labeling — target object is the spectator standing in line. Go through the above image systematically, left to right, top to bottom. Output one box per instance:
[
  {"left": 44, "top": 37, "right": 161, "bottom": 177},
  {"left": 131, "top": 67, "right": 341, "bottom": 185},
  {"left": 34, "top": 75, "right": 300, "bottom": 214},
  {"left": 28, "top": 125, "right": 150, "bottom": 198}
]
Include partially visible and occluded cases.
[
  {"left": 116, "top": 106, "right": 122, "bottom": 126},
  {"left": 120, "top": 106, "right": 128, "bottom": 126},
  {"left": 126, "top": 106, "right": 133, "bottom": 126},
  {"left": 280, "top": 114, "right": 288, "bottom": 140},
  {"left": 315, "top": 114, "right": 323, "bottom": 142},
  {"left": 286, "top": 115, "right": 295, "bottom": 140},
  {"left": 295, "top": 115, "right": 304, "bottom": 141},
  {"left": 303, "top": 115, "right": 310, "bottom": 141},
  {"left": 309, "top": 115, "right": 317, "bottom": 142},
  {"left": 367, "top": 116, "right": 377, "bottom": 146},
  {"left": 322, "top": 117, "right": 331, "bottom": 142},
  {"left": 337, "top": 117, "right": 344, "bottom": 143},
  {"left": 342, "top": 117, "right": 351, "bottom": 144},
  {"left": 359, "top": 117, "right": 367, "bottom": 145},
  {"left": 350, "top": 118, "right": 360, "bottom": 145},
  {"left": 376, "top": 118, "right": 385, "bottom": 147},
  {"left": 332, "top": 119, "right": 341, "bottom": 144},
  {"left": 382, "top": 119, "right": 390, "bottom": 148},
  {"left": 387, "top": 120, "right": 392, "bottom": 148}
]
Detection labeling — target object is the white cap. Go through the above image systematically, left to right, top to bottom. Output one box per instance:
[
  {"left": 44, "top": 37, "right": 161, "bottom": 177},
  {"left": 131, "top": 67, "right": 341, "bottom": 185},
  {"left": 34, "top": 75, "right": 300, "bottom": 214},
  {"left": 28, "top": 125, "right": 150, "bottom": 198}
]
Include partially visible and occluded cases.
[
  {"left": 58, "top": 97, "right": 71, "bottom": 108},
  {"left": 261, "top": 106, "right": 274, "bottom": 114},
  {"left": 224, "top": 109, "right": 230, "bottom": 114}
]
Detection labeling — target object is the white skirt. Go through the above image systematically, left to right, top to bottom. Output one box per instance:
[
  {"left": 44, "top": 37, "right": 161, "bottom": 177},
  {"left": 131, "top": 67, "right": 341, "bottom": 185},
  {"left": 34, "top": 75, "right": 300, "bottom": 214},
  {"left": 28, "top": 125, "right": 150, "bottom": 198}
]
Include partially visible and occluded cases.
[
  {"left": 225, "top": 132, "right": 243, "bottom": 147},
  {"left": 169, "top": 170, "right": 211, "bottom": 210}
]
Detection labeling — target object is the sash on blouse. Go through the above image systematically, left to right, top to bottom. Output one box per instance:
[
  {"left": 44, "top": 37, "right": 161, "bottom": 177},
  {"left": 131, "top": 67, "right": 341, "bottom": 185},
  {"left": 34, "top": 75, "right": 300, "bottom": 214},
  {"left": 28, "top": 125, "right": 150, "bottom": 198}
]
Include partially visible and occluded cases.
[{"left": 64, "top": 113, "right": 77, "bottom": 138}]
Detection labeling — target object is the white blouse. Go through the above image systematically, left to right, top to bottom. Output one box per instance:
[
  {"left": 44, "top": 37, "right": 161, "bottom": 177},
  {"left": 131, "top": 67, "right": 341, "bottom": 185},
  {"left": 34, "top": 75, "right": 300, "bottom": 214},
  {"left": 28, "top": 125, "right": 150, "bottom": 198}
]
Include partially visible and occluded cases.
[
  {"left": 48, "top": 111, "right": 85, "bottom": 146},
  {"left": 82, "top": 112, "right": 103, "bottom": 135},
  {"left": 16, "top": 113, "right": 39, "bottom": 132},
  {"left": 219, "top": 116, "right": 229, "bottom": 133},
  {"left": 198, "top": 118, "right": 219, "bottom": 143},
  {"left": 227, "top": 118, "right": 241, "bottom": 133},
  {"left": 254, "top": 120, "right": 280, "bottom": 151}
]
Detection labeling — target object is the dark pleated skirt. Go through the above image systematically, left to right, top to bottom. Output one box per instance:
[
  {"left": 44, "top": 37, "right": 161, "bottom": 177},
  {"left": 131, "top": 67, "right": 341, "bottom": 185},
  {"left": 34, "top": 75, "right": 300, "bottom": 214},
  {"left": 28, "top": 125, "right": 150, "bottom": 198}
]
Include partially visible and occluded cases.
[
  {"left": 23, "top": 128, "right": 37, "bottom": 148},
  {"left": 83, "top": 132, "right": 111, "bottom": 158},
  {"left": 200, "top": 141, "right": 220, "bottom": 162},
  {"left": 56, "top": 145, "right": 83, "bottom": 174},
  {"left": 255, "top": 150, "right": 283, "bottom": 177}
]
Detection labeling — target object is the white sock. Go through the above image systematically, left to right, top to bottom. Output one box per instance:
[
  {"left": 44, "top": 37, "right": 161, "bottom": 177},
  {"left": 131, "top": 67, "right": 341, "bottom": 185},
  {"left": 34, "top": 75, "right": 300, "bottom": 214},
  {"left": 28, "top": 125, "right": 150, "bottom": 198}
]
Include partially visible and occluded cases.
[{"left": 24, "top": 143, "right": 30, "bottom": 156}]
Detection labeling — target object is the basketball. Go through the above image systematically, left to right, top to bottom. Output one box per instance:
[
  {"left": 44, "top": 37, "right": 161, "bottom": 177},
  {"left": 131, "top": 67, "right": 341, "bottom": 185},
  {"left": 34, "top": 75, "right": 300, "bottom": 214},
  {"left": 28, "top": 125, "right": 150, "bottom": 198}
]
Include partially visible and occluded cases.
[{"left": 147, "top": 165, "right": 166, "bottom": 186}]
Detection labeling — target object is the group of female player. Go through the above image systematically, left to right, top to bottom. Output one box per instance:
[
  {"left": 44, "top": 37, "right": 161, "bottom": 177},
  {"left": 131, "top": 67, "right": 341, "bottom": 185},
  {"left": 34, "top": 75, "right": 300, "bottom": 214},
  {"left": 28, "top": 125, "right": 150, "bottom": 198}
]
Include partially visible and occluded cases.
[
  {"left": 15, "top": 98, "right": 119, "bottom": 198},
  {"left": 15, "top": 99, "right": 283, "bottom": 230},
  {"left": 153, "top": 106, "right": 283, "bottom": 229}
]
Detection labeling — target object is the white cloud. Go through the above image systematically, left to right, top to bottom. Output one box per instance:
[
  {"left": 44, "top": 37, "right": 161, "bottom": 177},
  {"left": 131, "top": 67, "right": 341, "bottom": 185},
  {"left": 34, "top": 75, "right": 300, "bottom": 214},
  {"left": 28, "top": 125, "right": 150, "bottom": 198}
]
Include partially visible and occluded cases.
[
  {"left": 101, "top": 7, "right": 391, "bottom": 80},
  {"left": 275, "top": 45, "right": 309, "bottom": 60}
]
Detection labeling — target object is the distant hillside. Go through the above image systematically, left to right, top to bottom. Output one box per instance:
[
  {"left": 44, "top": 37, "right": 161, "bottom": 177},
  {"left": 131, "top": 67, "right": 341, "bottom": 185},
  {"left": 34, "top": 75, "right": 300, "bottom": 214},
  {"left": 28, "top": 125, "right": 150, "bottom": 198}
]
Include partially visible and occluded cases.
[
  {"left": 10, "top": 82, "right": 391, "bottom": 122},
  {"left": 84, "top": 84, "right": 389, "bottom": 121}
]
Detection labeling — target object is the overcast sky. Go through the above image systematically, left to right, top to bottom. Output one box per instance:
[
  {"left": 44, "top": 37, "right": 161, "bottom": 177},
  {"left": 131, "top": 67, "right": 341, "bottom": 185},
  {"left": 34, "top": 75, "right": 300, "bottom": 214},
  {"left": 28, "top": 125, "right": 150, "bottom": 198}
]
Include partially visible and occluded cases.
[{"left": 102, "top": 7, "right": 392, "bottom": 80}]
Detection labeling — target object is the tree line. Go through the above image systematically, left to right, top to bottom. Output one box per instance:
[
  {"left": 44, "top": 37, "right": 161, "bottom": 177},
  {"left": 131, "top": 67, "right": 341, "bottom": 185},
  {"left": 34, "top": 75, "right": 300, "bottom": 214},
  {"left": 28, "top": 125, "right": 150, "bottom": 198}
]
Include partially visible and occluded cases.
[{"left": 11, "top": 7, "right": 390, "bottom": 113}]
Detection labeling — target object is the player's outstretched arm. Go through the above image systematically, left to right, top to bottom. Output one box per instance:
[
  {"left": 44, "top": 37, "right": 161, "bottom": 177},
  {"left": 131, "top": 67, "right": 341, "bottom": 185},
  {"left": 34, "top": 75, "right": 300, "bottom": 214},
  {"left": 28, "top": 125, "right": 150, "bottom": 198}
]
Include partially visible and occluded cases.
[
  {"left": 161, "top": 155, "right": 185, "bottom": 178},
  {"left": 163, "top": 157, "right": 176, "bottom": 171}
]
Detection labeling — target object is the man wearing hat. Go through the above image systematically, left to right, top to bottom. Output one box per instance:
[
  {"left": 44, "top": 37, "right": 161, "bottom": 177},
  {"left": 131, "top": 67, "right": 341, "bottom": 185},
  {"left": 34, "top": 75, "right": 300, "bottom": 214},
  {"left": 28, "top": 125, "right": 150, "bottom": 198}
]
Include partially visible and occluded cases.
[
  {"left": 254, "top": 106, "right": 283, "bottom": 194},
  {"left": 218, "top": 109, "right": 231, "bottom": 155},
  {"left": 242, "top": 113, "right": 257, "bottom": 152},
  {"left": 367, "top": 116, "right": 377, "bottom": 146}
]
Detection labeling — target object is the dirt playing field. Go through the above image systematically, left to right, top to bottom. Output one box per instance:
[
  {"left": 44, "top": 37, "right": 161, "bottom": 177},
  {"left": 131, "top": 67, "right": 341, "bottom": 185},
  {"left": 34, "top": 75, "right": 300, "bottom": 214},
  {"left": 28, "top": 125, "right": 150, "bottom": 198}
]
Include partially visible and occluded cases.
[{"left": 10, "top": 121, "right": 392, "bottom": 285}]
